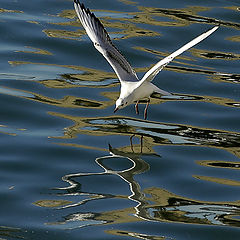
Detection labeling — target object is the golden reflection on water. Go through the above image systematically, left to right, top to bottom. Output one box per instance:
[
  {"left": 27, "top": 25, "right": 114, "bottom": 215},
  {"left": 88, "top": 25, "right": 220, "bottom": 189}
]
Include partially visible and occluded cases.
[
  {"left": 118, "top": 0, "right": 137, "bottom": 5},
  {"left": 42, "top": 3, "right": 240, "bottom": 45},
  {"left": 49, "top": 3, "right": 240, "bottom": 33},
  {"left": 133, "top": 5, "right": 211, "bottom": 27},
  {"left": 135, "top": 5, "right": 240, "bottom": 29},
  {"left": 223, "top": 6, "right": 240, "bottom": 12},
  {"left": 0, "top": 8, "right": 23, "bottom": 13},
  {"left": 45, "top": 8, "right": 160, "bottom": 41},
  {"left": 43, "top": 28, "right": 83, "bottom": 41},
  {"left": 227, "top": 35, "right": 240, "bottom": 42},
  {"left": 15, "top": 46, "right": 53, "bottom": 55},
  {"left": 191, "top": 48, "right": 240, "bottom": 61},
  {"left": 7, "top": 60, "right": 240, "bottom": 111},
  {"left": 48, "top": 112, "right": 240, "bottom": 163},
  {"left": 0, "top": 124, "right": 26, "bottom": 137},
  {"left": 0, "top": 124, "right": 17, "bottom": 136},
  {"left": 197, "top": 160, "right": 240, "bottom": 170},
  {"left": 193, "top": 175, "right": 240, "bottom": 187},
  {"left": 143, "top": 187, "right": 240, "bottom": 226},
  {"left": 34, "top": 199, "right": 72, "bottom": 208},
  {"left": 0, "top": 226, "right": 24, "bottom": 240},
  {"left": 106, "top": 229, "right": 169, "bottom": 240}
]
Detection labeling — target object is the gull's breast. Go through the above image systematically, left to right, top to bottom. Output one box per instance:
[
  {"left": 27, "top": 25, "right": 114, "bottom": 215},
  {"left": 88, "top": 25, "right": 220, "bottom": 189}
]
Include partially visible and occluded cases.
[{"left": 131, "top": 82, "right": 156, "bottom": 101}]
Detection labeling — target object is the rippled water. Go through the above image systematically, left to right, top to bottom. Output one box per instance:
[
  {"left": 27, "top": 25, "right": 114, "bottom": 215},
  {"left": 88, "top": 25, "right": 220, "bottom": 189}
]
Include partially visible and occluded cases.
[{"left": 1, "top": 0, "right": 240, "bottom": 239}]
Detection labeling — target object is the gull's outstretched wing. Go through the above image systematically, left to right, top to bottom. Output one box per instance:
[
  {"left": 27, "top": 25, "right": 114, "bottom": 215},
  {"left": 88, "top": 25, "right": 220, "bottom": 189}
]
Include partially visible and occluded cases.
[
  {"left": 74, "top": 0, "right": 138, "bottom": 82},
  {"left": 136, "top": 25, "right": 219, "bottom": 87}
]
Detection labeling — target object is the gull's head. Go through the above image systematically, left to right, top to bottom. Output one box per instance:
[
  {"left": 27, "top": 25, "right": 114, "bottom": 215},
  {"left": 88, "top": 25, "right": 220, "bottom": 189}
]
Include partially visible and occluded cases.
[{"left": 114, "top": 97, "right": 129, "bottom": 113}]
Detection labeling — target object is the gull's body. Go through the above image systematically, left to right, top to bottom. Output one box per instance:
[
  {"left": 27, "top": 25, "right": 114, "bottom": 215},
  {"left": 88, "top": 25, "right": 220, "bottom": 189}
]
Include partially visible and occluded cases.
[{"left": 74, "top": 0, "right": 218, "bottom": 119}]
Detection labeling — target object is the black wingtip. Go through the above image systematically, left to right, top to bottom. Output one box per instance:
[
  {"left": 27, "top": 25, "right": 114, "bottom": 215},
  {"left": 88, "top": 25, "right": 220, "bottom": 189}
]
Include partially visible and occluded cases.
[
  {"left": 73, "top": 0, "right": 115, "bottom": 48},
  {"left": 74, "top": 0, "right": 86, "bottom": 11},
  {"left": 74, "top": 0, "right": 95, "bottom": 19},
  {"left": 74, "top": 0, "right": 81, "bottom": 5}
]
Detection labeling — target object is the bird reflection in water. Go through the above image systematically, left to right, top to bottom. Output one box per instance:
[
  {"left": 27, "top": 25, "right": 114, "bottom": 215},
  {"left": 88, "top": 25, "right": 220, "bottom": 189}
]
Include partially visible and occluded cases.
[
  {"left": 130, "top": 134, "right": 144, "bottom": 153},
  {"left": 51, "top": 144, "right": 240, "bottom": 230},
  {"left": 51, "top": 144, "right": 160, "bottom": 228}
]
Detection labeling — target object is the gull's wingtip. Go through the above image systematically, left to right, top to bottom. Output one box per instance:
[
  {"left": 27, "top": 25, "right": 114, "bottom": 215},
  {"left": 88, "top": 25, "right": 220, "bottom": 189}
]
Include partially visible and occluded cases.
[
  {"left": 73, "top": 0, "right": 78, "bottom": 6},
  {"left": 74, "top": 0, "right": 86, "bottom": 12},
  {"left": 74, "top": 0, "right": 84, "bottom": 9},
  {"left": 74, "top": 0, "right": 101, "bottom": 25},
  {"left": 200, "top": 24, "right": 219, "bottom": 40},
  {"left": 208, "top": 25, "right": 220, "bottom": 34},
  {"left": 212, "top": 25, "right": 220, "bottom": 31}
]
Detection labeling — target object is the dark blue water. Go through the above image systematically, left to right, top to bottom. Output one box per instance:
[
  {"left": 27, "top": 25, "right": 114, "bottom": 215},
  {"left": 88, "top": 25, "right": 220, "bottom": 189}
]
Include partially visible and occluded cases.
[{"left": 0, "top": 0, "right": 240, "bottom": 239}]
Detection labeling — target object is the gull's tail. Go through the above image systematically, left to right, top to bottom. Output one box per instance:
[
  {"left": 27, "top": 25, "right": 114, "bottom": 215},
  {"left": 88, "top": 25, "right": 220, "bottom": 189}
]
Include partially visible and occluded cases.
[{"left": 153, "top": 84, "right": 172, "bottom": 96}]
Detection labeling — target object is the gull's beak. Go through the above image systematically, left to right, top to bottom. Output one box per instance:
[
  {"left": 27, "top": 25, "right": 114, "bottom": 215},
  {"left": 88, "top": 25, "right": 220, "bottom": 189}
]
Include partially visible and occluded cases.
[{"left": 114, "top": 107, "right": 118, "bottom": 113}]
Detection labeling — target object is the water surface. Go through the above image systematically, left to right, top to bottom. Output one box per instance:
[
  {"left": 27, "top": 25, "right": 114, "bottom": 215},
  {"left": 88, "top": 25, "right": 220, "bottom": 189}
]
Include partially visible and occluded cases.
[{"left": 0, "top": 0, "right": 240, "bottom": 239}]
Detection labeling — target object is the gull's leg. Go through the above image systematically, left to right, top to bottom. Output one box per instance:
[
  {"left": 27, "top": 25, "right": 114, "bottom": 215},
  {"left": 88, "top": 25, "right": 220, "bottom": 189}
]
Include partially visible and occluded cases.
[
  {"left": 144, "top": 98, "right": 150, "bottom": 120},
  {"left": 135, "top": 100, "right": 139, "bottom": 115},
  {"left": 140, "top": 135, "right": 143, "bottom": 153}
]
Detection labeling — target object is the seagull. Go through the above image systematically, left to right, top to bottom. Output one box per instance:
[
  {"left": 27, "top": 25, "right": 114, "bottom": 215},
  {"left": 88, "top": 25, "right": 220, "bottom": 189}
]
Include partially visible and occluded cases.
[{"left": 74, "top": 0, "right": 219, "bottom": 119}]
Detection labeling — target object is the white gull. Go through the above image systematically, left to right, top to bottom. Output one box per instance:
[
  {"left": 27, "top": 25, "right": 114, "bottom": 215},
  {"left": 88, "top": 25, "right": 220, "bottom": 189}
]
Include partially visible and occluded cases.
[{"left": 74, "top": 0, "right": 219, "bottom": 119}]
